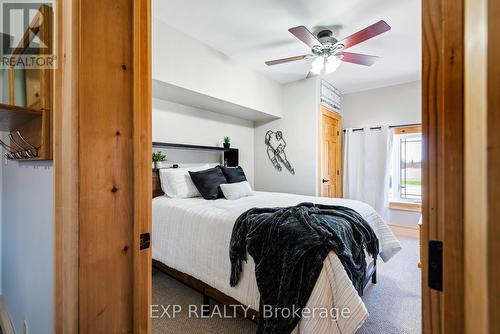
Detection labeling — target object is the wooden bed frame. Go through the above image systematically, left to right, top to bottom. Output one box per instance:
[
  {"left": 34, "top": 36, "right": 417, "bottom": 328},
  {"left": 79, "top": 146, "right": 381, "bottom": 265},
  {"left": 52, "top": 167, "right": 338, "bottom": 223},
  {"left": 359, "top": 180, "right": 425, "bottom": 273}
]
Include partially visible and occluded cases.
[
  {"left": 151, "top": 144, "right": 377, "bottom": 320},
  {"left": 153, "top": 256, "right": 376, "bottom": 321}
]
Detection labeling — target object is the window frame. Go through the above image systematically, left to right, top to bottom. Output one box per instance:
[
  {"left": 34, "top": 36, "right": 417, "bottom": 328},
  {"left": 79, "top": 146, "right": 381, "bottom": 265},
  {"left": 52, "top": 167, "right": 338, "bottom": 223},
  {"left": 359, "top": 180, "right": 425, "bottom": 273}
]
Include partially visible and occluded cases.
[{"left": 389, "top": 125, "right": 422, "bottom": 211}]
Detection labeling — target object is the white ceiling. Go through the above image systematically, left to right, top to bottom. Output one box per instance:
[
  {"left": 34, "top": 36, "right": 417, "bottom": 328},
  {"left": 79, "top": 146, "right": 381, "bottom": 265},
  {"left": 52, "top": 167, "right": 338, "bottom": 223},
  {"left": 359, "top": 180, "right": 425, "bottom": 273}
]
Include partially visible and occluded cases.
[{"left": 153, "top": 0, "right": 421, "bottom": 93}]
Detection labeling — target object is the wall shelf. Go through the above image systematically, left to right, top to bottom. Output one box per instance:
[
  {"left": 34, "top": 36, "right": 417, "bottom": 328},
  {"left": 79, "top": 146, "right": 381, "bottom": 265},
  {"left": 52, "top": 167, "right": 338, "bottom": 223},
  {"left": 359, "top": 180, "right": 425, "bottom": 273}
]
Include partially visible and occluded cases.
[
  {"left": 0, "top": 4, "right": 53, "bottom": 160},
  {"left": 153, "top": 79, "right": 280, "bottom": 123},
  {"left": 0, "top": 104, "right": 41, "bottom": 132},
  {"left": 153, "top": 141, "right": 237, "bottom": 152},
  {"left": 152, "top": 142, "right": 239, "bottom": 166}
]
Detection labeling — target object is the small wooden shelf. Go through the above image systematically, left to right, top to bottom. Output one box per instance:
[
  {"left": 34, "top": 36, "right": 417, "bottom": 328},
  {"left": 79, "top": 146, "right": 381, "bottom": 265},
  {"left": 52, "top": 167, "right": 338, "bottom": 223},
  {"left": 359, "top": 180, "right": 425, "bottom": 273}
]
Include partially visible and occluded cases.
[
  {"left": 0, "top": 103, "right": 41, "bottom": 132},
  {"left": 152, "top": 142, "right": 238, "bottom": 152},
  {"left": 152, "top": 142, "right": 239, "bottom": 167}
]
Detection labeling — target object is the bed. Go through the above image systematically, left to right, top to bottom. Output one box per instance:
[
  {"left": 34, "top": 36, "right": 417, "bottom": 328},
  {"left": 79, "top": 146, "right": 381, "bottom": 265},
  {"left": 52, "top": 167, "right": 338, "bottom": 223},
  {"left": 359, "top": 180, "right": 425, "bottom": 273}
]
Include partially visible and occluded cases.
[{"left": 152, "top": 179, "right": 402, "bottom": 333}]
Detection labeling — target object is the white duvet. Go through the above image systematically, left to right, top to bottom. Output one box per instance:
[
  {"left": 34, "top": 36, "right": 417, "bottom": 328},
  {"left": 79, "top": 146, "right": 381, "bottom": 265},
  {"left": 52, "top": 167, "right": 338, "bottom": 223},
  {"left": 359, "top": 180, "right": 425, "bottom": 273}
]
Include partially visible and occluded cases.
[{"left": 152, "top": 191, "right": 401, "bottom": 333}]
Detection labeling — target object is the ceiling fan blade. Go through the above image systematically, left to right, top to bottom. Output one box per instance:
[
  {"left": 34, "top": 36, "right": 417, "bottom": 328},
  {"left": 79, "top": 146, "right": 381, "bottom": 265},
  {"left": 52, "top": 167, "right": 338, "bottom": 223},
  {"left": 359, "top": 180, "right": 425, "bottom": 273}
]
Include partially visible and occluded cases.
[
  {"left": 336, "top": 20, "right": 391, "bottom": 50},
  {"left": 288, "top": 26, "right": 322, "bottom": 48},
  {"left": 339, "top": 52, "right": 379, "bottom": 66},
  {"left": 265, "top": 54, "right": 310, "bottom": 66}
]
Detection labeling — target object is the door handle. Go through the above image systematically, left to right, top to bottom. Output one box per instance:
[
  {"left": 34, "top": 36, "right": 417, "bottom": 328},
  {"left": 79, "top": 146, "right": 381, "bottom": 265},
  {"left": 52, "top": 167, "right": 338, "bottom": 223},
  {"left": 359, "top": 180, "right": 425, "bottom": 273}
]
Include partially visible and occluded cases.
[{"left": 322, "top": 179, "right": 329, "bottom": 183}]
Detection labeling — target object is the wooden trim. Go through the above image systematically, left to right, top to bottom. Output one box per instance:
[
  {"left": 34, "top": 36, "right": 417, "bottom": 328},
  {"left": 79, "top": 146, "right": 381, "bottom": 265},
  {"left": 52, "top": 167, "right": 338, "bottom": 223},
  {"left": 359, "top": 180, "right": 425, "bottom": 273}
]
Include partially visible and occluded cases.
[
  {"left": 54, "top": 0, "right": 79, "bottom": 332},
  {"left": 55, "top": 0, "right": 151, "bottom": 332},
  {"left": 78, "top": 0, "right": 135, "bottom": 330},
  {"left": 133, "top": 0, "right": 152, "bottom": 332},
  {"left": 422, "top": 0, "right": 464, "bottom": 332},
  {"left": 464, "top": 0, "right": 500, "bottom": 332},
  {"left": 464, "top": 1, "right": 488, "bottom": 332},
  {"left": 486, "top": 1, "right": 500, "bottom": 332},
  {"left": 37, "top": 4, "right": 54, "bottom": 160},
  {"left": 8, "top": 69, "right": 14, "bottom": 105},
  {"left": 319, "top": 105, "right": 342, "bottom": 198},
  {"left": 393, "top": 125, "right": 422, "bottom": 135},
  {"left": 389, "top": 201, "right": 422, "bottom": 212},
  {"left": 389, "top": 223, "right": 419, "bottom": 239},
  {"left": 0, "top": 297, "right": 15, "bottom": 334}
]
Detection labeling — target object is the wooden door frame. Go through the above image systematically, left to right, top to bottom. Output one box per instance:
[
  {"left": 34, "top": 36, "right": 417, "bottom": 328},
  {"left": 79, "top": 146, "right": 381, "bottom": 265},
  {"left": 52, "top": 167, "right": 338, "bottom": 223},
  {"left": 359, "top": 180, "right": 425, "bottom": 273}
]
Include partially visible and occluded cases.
[
  {"left": 54, "top": 0, "right": 151, "bottom": 333},
  {"left": 422, "top": 0, "right": 500, "bottom": 333},
  {"left": 422, "top": 0, "right": 464, "bottom": 333},
  {"left": 464, "top": 0, "right": 500, "bottom": 333},
  {"left": 319, "top": 105, "right": 342, "bottom": 197}
]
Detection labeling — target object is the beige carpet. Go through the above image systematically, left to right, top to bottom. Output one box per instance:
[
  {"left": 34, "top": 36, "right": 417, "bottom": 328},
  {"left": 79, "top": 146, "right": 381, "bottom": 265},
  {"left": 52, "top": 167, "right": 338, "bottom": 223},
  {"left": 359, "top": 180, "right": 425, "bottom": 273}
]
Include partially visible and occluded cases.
[{"left": 152, "top": 236, "right": 420, "bottom": 334}]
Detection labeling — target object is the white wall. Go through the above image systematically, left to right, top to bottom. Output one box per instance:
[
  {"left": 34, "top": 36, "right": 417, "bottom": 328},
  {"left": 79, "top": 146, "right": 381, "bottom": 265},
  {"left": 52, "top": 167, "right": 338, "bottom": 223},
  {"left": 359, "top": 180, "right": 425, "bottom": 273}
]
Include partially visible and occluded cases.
[
  {"left": 153, "top": 18, "right": 283, "bottom": 118},
  {"left": 254, "top": 78, "right": 320, "bottom": 196},
  {"left": 342, "top": 81, "right": 422, "bottom": 228},
  {"left": 342, "top": 81, "right": 421, "bottom": 128},
  {"left": 153, "top": 99, "right": 255, "bottom": 186},
  {"left": 2, "top": 159, "right": 54, "bottom": 334}
]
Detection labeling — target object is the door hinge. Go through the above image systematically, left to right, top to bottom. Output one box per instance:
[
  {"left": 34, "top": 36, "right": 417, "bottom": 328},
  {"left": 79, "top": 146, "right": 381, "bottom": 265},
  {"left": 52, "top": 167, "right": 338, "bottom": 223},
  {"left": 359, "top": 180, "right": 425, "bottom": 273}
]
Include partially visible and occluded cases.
[
  {"left": 140, "top": 232, "right": 150, "bottom": 250},
  {"left": 428, "top": 240, "right": 443, "bottom": 291}
]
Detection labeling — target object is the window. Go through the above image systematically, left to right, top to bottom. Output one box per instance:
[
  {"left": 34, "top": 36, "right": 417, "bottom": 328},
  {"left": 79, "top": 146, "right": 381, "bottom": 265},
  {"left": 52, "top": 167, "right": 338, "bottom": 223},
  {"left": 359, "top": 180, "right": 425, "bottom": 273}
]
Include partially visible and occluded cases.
[{"left": 389, "top": 126, "right": 422, "bottom": 211}]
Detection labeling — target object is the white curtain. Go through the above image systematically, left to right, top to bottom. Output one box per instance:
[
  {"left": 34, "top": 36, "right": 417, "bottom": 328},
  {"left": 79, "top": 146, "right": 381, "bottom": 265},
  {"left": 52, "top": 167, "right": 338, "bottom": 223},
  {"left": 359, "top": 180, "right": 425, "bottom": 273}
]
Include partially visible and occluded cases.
[{"left": 343, "top": 126, "right": 393, "bottom": 220}]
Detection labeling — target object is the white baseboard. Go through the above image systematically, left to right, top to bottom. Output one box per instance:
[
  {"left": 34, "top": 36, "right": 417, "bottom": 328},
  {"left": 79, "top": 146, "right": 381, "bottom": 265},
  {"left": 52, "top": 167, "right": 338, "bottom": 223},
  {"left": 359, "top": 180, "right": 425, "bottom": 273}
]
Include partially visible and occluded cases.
[
  {"left": 389, "top": 223, "right": 419, "bottom": 238},
  {"left": 0, "top": 296, "right": 15, "bottom": 334}
]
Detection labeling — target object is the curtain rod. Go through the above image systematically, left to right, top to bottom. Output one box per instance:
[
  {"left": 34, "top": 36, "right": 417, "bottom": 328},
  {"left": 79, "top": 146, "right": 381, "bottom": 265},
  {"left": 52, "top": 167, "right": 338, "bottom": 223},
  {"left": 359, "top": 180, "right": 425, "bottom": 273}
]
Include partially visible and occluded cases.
[{"left": 343, "top": 123, "right": 421, "bottom": 132}]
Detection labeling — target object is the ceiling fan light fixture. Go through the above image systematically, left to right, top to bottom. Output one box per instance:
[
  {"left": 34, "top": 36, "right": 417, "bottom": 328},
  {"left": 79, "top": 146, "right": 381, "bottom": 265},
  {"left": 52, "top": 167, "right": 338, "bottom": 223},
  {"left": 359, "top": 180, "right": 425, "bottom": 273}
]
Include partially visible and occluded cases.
[
  {"left": 267, "top": 21, "right": 391, "bottom": 76},
  {"left": 310, "top": 56, "right": 341, "bottom": 75},
  {"left": 325, "top": 56, "right": 341, "bottom": 74},
  {"left": 310, "top": 57, "right": 324, "bottom": 74}
]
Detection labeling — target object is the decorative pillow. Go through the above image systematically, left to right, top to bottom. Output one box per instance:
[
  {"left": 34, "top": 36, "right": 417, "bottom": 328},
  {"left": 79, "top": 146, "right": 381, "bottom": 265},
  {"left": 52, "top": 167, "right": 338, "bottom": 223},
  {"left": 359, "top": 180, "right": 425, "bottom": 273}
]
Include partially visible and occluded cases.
[
  {"left": 159, "top": 165, "right": 209, "bottom": 198},
  {"left": 219, "top": 166, "right": 247, "bottom": 183},
  {"left": 189, "top": 167, "right": 228, "bottom": 200},
  {"left": 220, "top": 181, "right": 254, "bottom": 200}
]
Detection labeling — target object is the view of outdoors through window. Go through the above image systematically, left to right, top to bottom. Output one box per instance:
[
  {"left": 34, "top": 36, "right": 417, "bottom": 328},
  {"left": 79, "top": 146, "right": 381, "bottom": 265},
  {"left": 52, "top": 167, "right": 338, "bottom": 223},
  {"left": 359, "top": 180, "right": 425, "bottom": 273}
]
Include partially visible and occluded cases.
[{"left": 399, "top": 135, "right": 422, "bottom": 200}]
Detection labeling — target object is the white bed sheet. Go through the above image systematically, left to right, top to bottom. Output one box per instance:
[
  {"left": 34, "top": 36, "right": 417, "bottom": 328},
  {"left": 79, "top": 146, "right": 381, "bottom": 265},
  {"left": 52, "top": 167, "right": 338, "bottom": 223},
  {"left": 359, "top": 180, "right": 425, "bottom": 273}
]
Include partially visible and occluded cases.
[{"left": 152, "top": 191, "right": 401, "bottom": 333}]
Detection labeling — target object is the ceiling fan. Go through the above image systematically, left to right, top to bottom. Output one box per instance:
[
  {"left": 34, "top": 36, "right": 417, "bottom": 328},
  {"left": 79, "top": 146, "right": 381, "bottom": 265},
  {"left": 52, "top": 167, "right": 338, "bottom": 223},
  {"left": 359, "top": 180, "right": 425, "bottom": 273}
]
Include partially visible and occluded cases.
[{"left": 265, "top": 20, "right": 391, "bottom": 76}]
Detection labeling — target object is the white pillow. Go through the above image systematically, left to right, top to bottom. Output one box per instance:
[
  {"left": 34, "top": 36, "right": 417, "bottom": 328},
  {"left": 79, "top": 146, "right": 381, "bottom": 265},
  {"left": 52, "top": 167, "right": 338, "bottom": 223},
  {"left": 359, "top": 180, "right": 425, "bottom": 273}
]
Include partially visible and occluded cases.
[
  {"left": 159, "top": 165, "right": 209, "bottom": 198},
  {"left": 220, "top": 181, "right": 254, "bottom": 200}
]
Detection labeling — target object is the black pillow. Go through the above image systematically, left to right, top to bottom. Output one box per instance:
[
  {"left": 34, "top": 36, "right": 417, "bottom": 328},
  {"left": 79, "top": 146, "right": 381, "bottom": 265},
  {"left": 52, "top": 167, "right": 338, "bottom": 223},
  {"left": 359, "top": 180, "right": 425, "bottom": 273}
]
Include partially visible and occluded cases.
[
  {"left": 219, "top": 166, "right": 247, "bottom": 183},
  {"left": 189, "top": 167, "right": 228, "bottom": 200}
]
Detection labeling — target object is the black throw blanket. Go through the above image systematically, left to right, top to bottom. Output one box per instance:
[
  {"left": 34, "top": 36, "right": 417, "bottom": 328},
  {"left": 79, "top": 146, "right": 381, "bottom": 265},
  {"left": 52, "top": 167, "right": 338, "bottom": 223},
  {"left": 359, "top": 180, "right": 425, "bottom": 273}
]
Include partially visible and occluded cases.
[{"left": 229, "top": 202, "right": 379, "bottom": 334}]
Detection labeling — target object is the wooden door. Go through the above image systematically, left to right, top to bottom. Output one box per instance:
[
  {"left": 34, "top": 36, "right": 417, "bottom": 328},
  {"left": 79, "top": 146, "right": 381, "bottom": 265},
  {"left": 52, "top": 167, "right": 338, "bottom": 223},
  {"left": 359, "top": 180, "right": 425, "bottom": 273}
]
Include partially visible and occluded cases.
[{"left": 320, "top": 106, "right": 342, "bottom": 198}]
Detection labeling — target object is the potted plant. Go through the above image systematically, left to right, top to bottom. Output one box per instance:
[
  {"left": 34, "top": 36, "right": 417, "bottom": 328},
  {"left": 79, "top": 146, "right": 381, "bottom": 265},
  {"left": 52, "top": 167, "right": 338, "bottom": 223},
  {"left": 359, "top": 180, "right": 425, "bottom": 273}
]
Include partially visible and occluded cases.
[
  {"left": 223, "top": 136, "right": 231, "bottom": 149},
  {"left": 152, "top": 151, "right": 167, "bottom": 169}
]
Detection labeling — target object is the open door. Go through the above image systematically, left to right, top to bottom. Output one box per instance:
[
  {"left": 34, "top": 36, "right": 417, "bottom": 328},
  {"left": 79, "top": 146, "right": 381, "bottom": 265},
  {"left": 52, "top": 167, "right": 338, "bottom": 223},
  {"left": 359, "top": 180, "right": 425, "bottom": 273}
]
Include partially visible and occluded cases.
[{"left": 320, "top": 106, "right": 342, "bottom": 198}]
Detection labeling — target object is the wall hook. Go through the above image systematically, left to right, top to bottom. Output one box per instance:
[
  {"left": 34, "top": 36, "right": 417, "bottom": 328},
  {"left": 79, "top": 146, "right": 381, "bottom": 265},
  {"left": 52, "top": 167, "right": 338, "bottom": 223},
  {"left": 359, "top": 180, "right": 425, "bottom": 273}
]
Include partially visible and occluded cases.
[
  {"left": 15, "top": 131, "right": 39, "bottom": 157},
  {"left": 8, "top": 134, "right": 32, "bottom": 158},
  {"left": 0, "top": 140, "right": 21, "bottom": 159}
]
